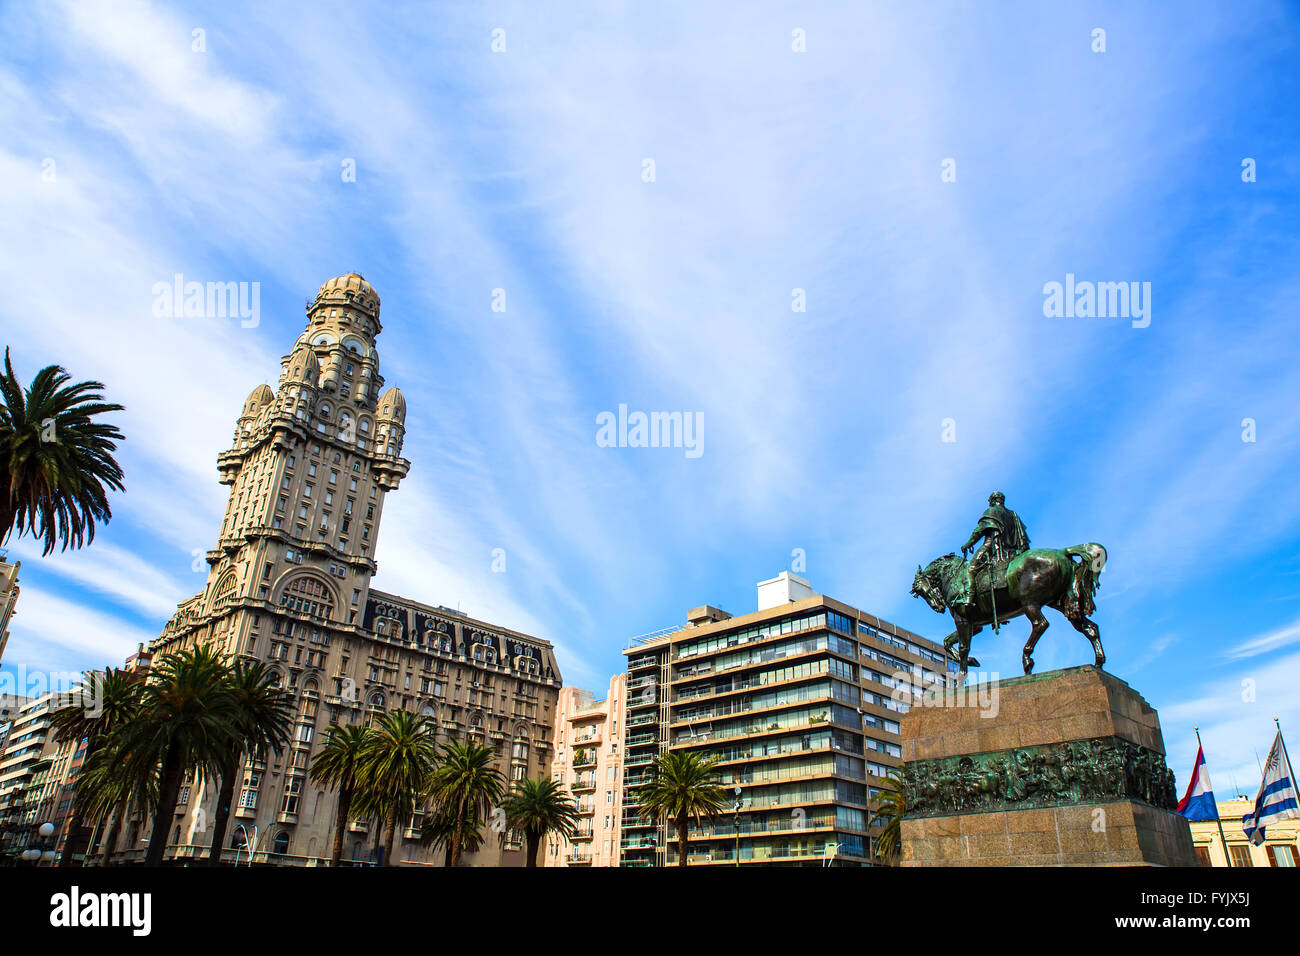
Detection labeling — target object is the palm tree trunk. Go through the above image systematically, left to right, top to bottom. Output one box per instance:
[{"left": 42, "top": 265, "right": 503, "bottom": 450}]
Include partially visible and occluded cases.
[
  {"left": 145, "top": 746, "right": 184, "bottom": 866},
  {"left": 206, "top": 755, "right": 239, "bottom": 865},
  {"left": 331, "top": 784, "right": 352, "bottom": 866},
  {"left": 57, "top": 800, "right": 88, "bottom": 866},
  {"left": 450, "top": 802, "right": 465, "bottom": 868},
  {"left": 383, "top": 804, "right": 398, "bottom": 867},
  {"left": 100, "top": 806, "right": 124, "bottom": 866},
  {"left": 677, "top": 813, "right": 689, "bottom": 866},
  {"left": 526, "top": 831, "right": 540, "bottom": 867}
]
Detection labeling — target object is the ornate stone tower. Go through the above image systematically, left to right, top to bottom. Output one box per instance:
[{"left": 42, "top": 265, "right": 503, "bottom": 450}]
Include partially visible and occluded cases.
[
  {"left": 201, "top": 272, "right": 408, "bottom": 644},
  {"left": 149, "top": 275, "right": 561, "bottom": 866}
]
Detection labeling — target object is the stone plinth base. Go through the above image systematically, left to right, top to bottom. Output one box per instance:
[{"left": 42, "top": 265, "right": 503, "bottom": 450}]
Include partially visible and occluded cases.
[{"left": 899, "top": 665, "right": 1197, "bottom": 866}]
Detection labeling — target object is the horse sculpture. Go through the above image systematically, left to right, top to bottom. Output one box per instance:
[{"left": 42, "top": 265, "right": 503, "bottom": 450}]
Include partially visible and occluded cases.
[{"left": 911, "top": 543, "right": 1107, "bottom": 675}]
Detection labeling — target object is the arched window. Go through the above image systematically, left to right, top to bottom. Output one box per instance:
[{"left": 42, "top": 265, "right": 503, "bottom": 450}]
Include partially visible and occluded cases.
[
  {"left": 212, "top": 571, "right": 238, "bottom": 610},
  {"left": 279, "top": 576, "right": 335, "bottom": 620},
  {"left": 273, "top": 831, "right": 290, "bottom": 855}
]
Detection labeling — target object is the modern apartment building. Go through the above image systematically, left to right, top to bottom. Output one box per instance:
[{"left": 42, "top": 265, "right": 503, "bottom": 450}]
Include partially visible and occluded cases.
[
  {"left": 146, "top": 274, "right": 562, "bottom": 866},
  {"left": 0, "top": 554, "right": 20, "bottom": 665},
  {"left": 621, "top": 572, "right": 957, "bottom": 866},
  {"left": 544, "top": 675, "right": 627, "bottom": 867},
  {"left": 0, "top": 693, "right": 57, "bottom": 861},
  {"left": 0, "top": 694, "right": 32, "bottom": 753}
]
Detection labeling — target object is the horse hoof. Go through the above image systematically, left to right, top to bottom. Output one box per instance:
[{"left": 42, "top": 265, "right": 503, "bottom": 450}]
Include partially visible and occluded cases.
[
  {"left": 966, "top": 657, "right": 980, "bottom": 668},
  {"left": 1023, "top": 658, "right": 1034, "bottom": 675}
]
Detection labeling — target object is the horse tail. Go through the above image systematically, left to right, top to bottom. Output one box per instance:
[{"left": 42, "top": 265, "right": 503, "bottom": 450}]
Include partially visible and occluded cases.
[{"left": 1062, "top": 543, "right": 1106, "bottom": 617}]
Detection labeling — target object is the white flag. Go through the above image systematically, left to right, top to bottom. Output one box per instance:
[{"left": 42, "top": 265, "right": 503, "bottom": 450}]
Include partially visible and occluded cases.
[{"left": 1242, "top": 731, "right": 1299, "bottom": 845}]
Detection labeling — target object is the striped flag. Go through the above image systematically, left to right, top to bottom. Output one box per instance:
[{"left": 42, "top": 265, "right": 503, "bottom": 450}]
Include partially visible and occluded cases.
[
  {"left": 1242, "top": 731, "right": 1299, "bottom": 845},
  {"left": 1176, "top": 744, "right": 1219, "bottom": 821}
]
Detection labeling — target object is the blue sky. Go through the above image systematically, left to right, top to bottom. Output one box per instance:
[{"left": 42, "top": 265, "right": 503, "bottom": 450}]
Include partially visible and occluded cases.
[{"left": 1, "top": 1, "right": 1298, "bottom": 799}]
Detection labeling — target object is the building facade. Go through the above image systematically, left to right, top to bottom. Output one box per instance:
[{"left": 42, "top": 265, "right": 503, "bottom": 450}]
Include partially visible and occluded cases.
[
  {"left": 144, "top": 274, "right": 562, "bottom": 866},
  {"left": 0, "top": 554, "right": 20, "bottom": 665},
  {"left": 621, "top": 572, "right": 957, "bottom": 866},
  {"left": 544, "top": 675, "right": 627, "bottom": 867},
  {"left": 0, "top": 693, "right": 57, "bottom": 862},
  {"left": 1187, "top": 796, "right": 1300, "bottom": 867}
]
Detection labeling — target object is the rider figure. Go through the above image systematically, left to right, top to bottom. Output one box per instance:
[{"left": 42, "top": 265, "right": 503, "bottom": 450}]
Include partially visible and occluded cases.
[{"left": 955, "top": 491, "right": 1030, "bottom": 617}]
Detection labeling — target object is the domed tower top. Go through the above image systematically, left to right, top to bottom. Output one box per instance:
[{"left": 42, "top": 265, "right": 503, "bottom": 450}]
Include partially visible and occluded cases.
[
  {"left": 310, "top": 273, "right": 381, "bottom": 327},
  {"left": 280, "top": 342, "right": 320, "bottom": 386},
  {"left": 243, "top": 384, "right": 275, "bottom": 415},
  {"left": 376, "top": 386, "right": 407, "bottom": 424}
]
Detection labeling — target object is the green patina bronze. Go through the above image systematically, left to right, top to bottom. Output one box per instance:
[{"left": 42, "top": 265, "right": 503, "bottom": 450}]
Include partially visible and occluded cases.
[
  {"left": 911, "top": 492, "right": 1109, "bottom": 675},
  {"left": 904, "top": 736, "right": 1179, "bottom": 818}
]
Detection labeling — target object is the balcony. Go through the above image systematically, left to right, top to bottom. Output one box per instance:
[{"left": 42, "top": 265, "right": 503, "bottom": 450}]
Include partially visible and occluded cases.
[
  {"left": 628, "top": 655, "right": 659, "bottom": 671},
  {"left": 624, "top": 752, "right": 654, "bottom": 767},
  {"left": 571, "top": 775, "right": 597, "bottom": 792},
  {"left": 571, "top": 828, "right": 595, "bottom": 841},
  {"left": 566, "top": 853, "right": 592, "bottom": 865}
]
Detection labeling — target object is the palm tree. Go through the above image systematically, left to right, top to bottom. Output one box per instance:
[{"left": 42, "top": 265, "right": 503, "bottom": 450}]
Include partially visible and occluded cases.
[
  {"left": 0, "top": 348, "right": 125, "bottom": 554},
  {"left": 115, "top": 647, "right": 234, "bottom": 866},
  {"left": 205, "top": 660, "right": 293, "bottom": 865},
  {"left": 48, "top": 668, "right": 142, "bottom": 865},
  {"left": 354, "top": 710, "right": 438, "bottom": 866},
  {"left": 309, "top": 723, "right": 372, "bottom": 866},
  {"left": 73, "top": 739, "right": 158, "bottom": 866},
  {"left": 426, "top": 740, "right": 506, "bottom": 867},
  {"left": 638, "top": 752, "right": 726, "bottom": 866},
  {"left": 871, "top": 768, "right": 906, "bottom": 864},
  {"left": 502, "top": 776, "right": 580, "bottom": 867},
  {"left": 420, "top": 802, "right": 486, "bottom": 867}
]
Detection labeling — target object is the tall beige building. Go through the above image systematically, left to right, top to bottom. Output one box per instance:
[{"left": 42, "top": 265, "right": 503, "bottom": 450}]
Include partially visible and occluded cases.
[
  {"left": 144, "top": 274, "right": 562, "bottom": 866},
  {"left": 0, "top": 554, "right": 20, "bottom": 665},
  {"left": 544, "top": 675, "right": 627, "bottom": 866},
  {"left": 0, "top": 693, "right": 58, "bottom": 861}
]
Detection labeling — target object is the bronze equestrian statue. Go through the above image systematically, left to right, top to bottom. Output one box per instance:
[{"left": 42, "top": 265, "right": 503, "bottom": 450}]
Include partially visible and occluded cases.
[{"left": 911, "top": 492, "right": 1106, "bottom": 675}]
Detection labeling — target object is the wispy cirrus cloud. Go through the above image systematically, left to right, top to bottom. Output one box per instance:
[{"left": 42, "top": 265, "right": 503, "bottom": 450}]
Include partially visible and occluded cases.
[{"left": 0, "top": 1, "right": 1297, "bottom": 767}]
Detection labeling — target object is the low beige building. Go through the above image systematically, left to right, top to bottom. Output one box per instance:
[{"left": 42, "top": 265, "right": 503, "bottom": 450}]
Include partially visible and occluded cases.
[
  {"left": 544, "top": 675, "right": 627, "bottom": 866},
  {"left": 1188, "top": 795, "right": 1299, "bottom": 867}
]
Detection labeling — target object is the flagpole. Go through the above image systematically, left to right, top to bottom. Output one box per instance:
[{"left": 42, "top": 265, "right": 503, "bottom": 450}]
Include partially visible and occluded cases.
[
  {"left": 1276, "top": 717, "right": 1296, "bottom": 812},
  {"left": 1196, "top": 727, "right": 1232, "bottom": 867}
]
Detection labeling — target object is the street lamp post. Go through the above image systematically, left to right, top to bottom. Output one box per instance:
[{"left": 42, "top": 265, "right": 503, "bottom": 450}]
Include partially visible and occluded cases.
[
  {"left": 21, "top": 821, "right": 56, "bottom": 865},
  {"left": 233, "top": 823, "right": 257, "bottom": 867}
]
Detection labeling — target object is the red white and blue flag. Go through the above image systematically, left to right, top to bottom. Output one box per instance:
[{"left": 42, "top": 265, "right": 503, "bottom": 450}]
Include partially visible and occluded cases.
[{"left": 1176, "top": 744, "right": 1219, "bottom": 822}]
